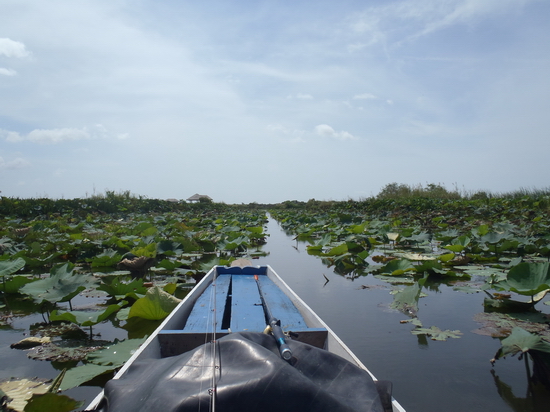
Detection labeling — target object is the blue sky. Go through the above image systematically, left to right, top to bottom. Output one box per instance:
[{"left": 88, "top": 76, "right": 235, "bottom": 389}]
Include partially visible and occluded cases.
[{"left": 1, "top": 0, "right": 549, "bottom": 203}]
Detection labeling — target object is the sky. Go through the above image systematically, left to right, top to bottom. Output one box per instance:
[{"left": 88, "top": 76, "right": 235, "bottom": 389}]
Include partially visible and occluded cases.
[{"left": 1, "top": 0, "right": 549, "bottom": 204}]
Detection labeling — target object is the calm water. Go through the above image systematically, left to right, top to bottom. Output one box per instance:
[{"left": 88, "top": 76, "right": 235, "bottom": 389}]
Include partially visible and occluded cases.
[
  {"left": 2, "top": 217, "right": 549, "bottom": 411},
  {"left": 255, "top": 217, "right": 550, "bottom": 412}
]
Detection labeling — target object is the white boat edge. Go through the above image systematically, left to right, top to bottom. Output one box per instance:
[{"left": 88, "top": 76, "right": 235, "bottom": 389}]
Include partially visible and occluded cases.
[{"left": 86, "top": 265, "right": 406, "bottom": 412}]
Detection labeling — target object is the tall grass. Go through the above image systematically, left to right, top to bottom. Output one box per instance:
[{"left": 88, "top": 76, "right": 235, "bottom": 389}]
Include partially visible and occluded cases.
[{"left": 376, "top": 182, "right": 550, "bottom": 201}]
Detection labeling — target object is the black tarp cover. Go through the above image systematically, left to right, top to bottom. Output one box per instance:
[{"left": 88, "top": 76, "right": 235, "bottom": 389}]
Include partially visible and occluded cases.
[{"left": 93, "top": 332, "right": 386, "bottom": 412}]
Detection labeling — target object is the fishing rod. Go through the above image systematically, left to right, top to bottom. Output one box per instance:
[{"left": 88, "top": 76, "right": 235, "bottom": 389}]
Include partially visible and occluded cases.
[{"left": 254, "top": 274, "right": 292, "bottom": 361}]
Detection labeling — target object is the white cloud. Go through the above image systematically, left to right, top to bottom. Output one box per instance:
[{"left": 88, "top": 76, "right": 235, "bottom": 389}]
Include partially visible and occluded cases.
[
  {"left": 349, "top": 0, "right": 533, "bottom": 47},
  {"left": 0, "top": 38, "right": 30, "bottom": 58},
  {"left": 0, "top": 68, "right": 17, "bottom": 76},
  {"left": 287, "top": 93, "right": 314, "bottom": 100},
  {"left": 353, "top": 93, "right": 377, "bottom": 100},
  {"left": 266, "top": 124, "right": 306, "bottom": 143},
  {"left": 314, "top": 124, "right": 357, "bottom": 140},
  {"left": 2, "top": 125, "right": 128, "bottom": 144},
  {"left": 0, "top": 156, "right": 30, "bottom": 170}
]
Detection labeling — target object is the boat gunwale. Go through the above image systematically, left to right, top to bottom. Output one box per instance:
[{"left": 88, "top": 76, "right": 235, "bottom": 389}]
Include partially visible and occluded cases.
[{"left": 86, "top": 265, "right": 405, "bottom": 412}]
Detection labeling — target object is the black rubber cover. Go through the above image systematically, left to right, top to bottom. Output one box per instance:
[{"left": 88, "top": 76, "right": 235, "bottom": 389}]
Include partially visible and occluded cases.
[{"left": 94, "top": 332, "right": 385, "bottom": 412}]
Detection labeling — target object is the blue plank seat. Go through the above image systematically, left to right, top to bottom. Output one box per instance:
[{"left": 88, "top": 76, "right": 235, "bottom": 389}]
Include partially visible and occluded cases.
[{"left": 158, "top": 266, "right": 327, "bottom": 357}]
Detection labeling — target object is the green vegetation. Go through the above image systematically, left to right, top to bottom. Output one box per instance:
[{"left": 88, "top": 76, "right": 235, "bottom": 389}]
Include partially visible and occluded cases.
[
  {"left": 268, "top": 183, "right": 550, "bottom": 389},
  {"left": 1, "top": 185, "right": 550, "bottom": 410},
  {"left": 0, "top": 195, "right": 269, "bottom": 411}
]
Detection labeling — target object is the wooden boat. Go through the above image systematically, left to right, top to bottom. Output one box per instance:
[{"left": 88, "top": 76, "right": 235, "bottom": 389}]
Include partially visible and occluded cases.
[{"left": 87, "top": 265, "right": 405, "bottom": 412}]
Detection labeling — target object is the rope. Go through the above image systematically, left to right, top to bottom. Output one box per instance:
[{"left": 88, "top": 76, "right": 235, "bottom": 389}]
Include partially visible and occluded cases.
[
  {"left": 197, "top": 270, "right": 218, "bottom": 412},
  {"left": 209, "top": 270, "right": 218, "bottom": 412}
]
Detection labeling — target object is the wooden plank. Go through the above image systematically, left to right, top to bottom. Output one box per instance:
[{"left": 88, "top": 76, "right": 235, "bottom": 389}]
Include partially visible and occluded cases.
[
  {"left": 183, "top": 274, "right": 231, "bottom": 332},
  {"left": 230, "top": 275, "right": 266, "bottom": 332},
  {"left": 258, "top": 275, "right": 307, "bottom": 331}
]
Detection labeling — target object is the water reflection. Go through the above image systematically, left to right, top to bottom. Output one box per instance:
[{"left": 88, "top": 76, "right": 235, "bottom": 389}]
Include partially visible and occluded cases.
[
  {"left": 256, "top": 216, "right": 550, "bottom": 412},
  {"left": 491, "top": 369, "right": 550, "bottom": 412}
]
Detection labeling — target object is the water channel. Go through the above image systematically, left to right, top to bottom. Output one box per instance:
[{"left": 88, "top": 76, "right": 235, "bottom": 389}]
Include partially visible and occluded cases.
[{"left": 254, "top": 217, "right": 550, "bottom": 412}]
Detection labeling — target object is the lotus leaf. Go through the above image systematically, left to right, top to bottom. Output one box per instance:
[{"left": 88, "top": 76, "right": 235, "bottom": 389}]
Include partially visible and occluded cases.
[
  {"left": 349, "top": 223, "right": 366, "bottom": 234},
  {"left": 386, "top": 232, "right": 400, "bottom": 242},
  {"left": 445, "top": 235, "right": 471, "bottom": 253},
  {"left": 157, "top": 240, "right": 183, "bottom": 256},
  {"left": 131, "top": 243, "right": 157, "bottom": 258},
  {"left": 326, "top": 243, "right": 348, "bottom": 256},
  {"left": 89, "top": 249, "right": 122, "bottom": 268},
  {"left": 357, "top": 250, "right": 370, "bottom": 261},
  {"left": 401, "top": 253, "right": 436, "bottom": 261},
  {"left": 438, "top": 253, "right": 455, "bottom": 263},
  {"left": 0, "top": 257, "right": 25, "bottom": 277},
  {"left": 157, "top": 258, "right": 183, "bottom": 271},
  {"left": 379, "top": 259, "right": 415, "bottom": 275},
  {"left": 500, "top": 262, "right": 550, "bottom": 297},
  {"left": 20, "top": 263, "right": 95, "bottom": 304},
  {"left": 2, "top": 276, "right": 35, "bottom": 294},
  {"left": 97, "top": 278, "right": 146, "bottom": 298},
  {"left": 391, "top": 281, "right": 423, "bottom": 316},
  {"left": 163, "top": 282, "right": 177, "bottom": 294},
  {"left": 128, "top": 286, "right": 181, "bottom": 320},
  {"left": 483, "top": 296, "right": 536, "bottom": 313},
  {"left": 50, "top": 304, "right": 121, "bottom": 327},
  {"left": 116, "top": 307, "right": 131, "bottom": 321},
  {"left": 473, "top": 312, "right": 550, "bottom": 339},
  {"left": 400, "top": 318, "right": 423, "bottom": 327},
  {"left": 30, "top": 321, "right": 86, "bottom": 339},
  {"left": 411, "top": 325, "right": 463, "bottom": 341},
  {"left": 494, "top": 327, "right": 550, "bottom": 359},
  {"left": 11, "top": 336, "right": 51, "bottom": 349},
  {"left": 86, "top": 337, "right": 147, "bottom": 367},
  {"left": 27, "top": 343, "right": 102, "bottom": 362},
  {"left": 58, "top": 363, "right": 115, "bottom": 391},
  {"left": 0, "top": 378, "right": 49, "bottom": 412},
  {"left": 24, "top": 393, "right": 82, "bottom": 412}
]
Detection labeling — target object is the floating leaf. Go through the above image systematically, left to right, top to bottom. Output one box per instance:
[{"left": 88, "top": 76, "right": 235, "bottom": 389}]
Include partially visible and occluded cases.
[
  {"left": 386, "top": 232, "right": 400, "bottom": 242},
  {"left": 444, "top": 235, "right": 471, "bottom": 253},
  {"left": 157, "top": 240, "right": 183, "bottom": 256},
  {"left": 325, "top": 243, "right": 348, "bottom": 256},
  {"left": 89, "top": 249, "right": 123, "bottom": 268},
  {"left": 401, "top": 253, "right": 435, "bottom": 261},
  {"left": 438, "top": 253, "right": 455, "bottom": 263},
  {"left": 380, "top": 259, "right": 415, "bottom": 275},
  {"left": 163, "top": 282, "right": 177, "bottom": 295},
  {"left": 391, "top": 282, "right": 423, "bottom": 316},
  {"left": 129, "top": 286, "right": 181, "bottom": 320},
  {"left": 50, "top": 304, "right": 121, "bottom": 327},
  {"left": 472, "top": 312, "right": 550, "bottom": 339},
  {"left": 400, "top": 318, "right": 423, "bottom": 327},
  {"left": 411, "top": 326, "right": 463, "bottom": 341},
  {"left": 494, "top": 327, "right": 550, "bottom": 359},
  {"left": 11, "top": 336, "right": 51, "bottom": 349},
  {"left": 86, "top": 337, "right": 147, "bottom": 367},
  {"left": 27, "top": 343, "right": 103, "bottom": 362},
  {"left": 58, "top": 364, "right": 114, "bottom": 391},
  {"left": 0, "top": 378, "right": 49, "bottom": 412},
  {"left": 24, "top": 392, "right": 82, "bottom": 412}
]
